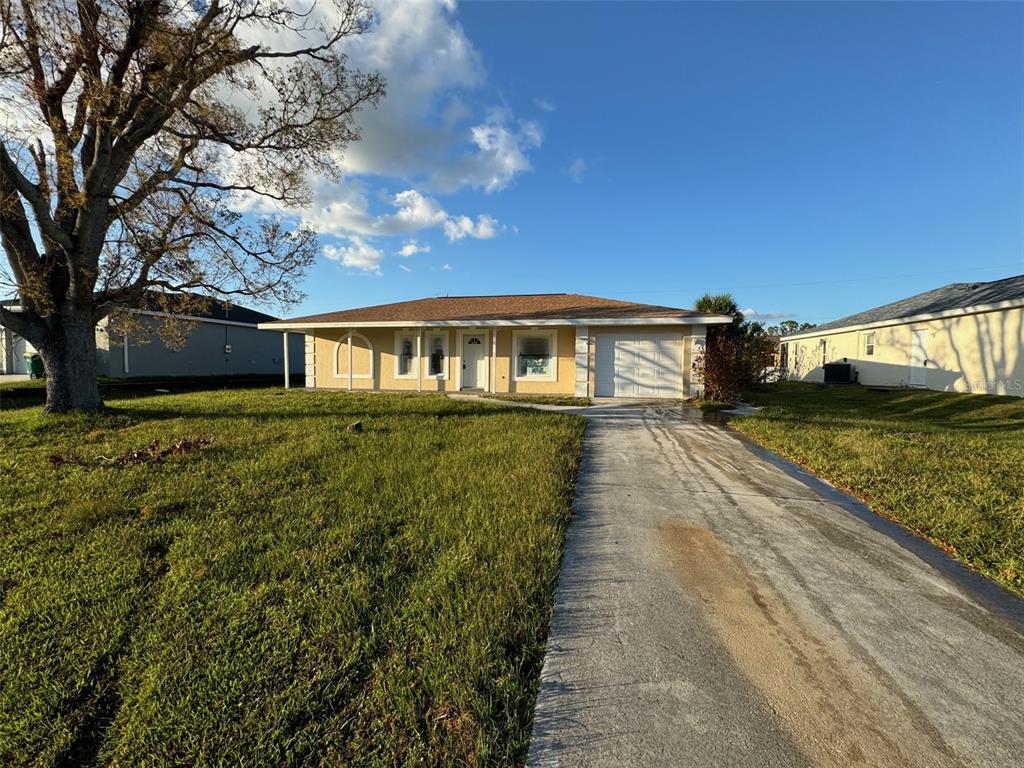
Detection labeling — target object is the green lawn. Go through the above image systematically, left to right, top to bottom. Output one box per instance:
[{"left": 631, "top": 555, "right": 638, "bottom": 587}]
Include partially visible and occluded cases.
[
  {"left": 734, "top": 383, "right": 1024, "bottom": 595},
  {"left": 0, "top": 389, "right": 585, "bottom": 766}
]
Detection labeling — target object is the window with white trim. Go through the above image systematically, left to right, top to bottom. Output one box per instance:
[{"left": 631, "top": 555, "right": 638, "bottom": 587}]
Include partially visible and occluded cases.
[
  {"left": 515, "top": 331, "right": 557, "bottom": 380},
  {"left": 427, "top": 332, "right": 448, "bottom": 377},
  {"left": 864, "top": 332, "right": 875, "bottom": 356},
  {"left": 395, "top": 333, "right": 417, "bottom": 377}
]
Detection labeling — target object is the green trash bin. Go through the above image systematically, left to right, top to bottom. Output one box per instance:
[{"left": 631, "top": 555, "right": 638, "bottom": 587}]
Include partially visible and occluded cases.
[{"left": 24, "top": 353, "right": 45, "bottom": 379}]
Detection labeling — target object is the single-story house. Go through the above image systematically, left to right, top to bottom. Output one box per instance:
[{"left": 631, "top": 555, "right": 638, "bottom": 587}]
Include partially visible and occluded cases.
[
  {"left": 780, "top": 273, "right": 1024, "bottom": 397},
  {"left": 258, "top": 293, "right": 734, "bottom": 398},
  {"left": 1, "top": 295, "right": 304, "bottom": 378}
]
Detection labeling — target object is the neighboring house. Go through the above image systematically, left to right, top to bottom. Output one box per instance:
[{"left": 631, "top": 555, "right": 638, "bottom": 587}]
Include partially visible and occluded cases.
[
  {"left": 781, "top": 274, "right": 1024, "bottom": 397},
  {"left": 258, "top": 293, "right": 733, "bottom": 398},
  {"left": 1, "top": 295, "right": 303, "bottom": 378}
]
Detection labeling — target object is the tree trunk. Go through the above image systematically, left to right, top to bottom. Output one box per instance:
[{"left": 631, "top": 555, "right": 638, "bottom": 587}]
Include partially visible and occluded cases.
[{"left": 36, "top": 317, "right": 103, "bottom": 413}]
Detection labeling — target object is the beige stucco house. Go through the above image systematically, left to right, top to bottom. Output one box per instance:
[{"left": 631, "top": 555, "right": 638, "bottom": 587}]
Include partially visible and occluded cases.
[
  {"left": 781, "top": 274, "right": 1024, "bottom": 397},
  {"left": 259, "top": 294, "right": 733, "bottom": 398}
]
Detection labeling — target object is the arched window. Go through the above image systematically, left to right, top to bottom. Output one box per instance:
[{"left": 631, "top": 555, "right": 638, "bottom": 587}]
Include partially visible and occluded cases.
[{"left": 333, "top": 332, "right": 374, "bottom": 380}]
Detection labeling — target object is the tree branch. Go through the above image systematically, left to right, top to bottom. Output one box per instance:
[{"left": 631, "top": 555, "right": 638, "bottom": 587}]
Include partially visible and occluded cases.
[{"left": 0, "top": 141, "right": 72, "bottom": 250}]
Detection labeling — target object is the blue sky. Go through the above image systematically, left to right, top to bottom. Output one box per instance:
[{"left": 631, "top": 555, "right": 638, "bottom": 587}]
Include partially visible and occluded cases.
[{"left": 286, "top": 1, "right": 1024, "bottom": 325}]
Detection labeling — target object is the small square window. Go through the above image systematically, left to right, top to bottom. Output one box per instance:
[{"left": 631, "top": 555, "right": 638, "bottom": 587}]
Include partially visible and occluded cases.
[
  {"left": 516, "top": 332, "right": 556, "bottom": 379},
  {"left": 865, "top": 332, "right": 875, "bottom": 356}
]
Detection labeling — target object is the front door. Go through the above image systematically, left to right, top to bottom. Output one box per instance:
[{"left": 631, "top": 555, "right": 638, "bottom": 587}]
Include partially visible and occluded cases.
[
  {"left": 909, "top": 329, "right": 928, "bottom": 387},
  {"left": 461, "top": 334, "right": 487, "bottom": 389}
]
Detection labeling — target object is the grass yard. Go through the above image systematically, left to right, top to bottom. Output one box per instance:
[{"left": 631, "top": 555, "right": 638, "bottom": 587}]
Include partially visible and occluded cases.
[
  {"left": 734, "top": 383, "right": 1024, "bottom": 595},
  {"left": 0, "top": 389, "right": 585, "bottom": 767},
  {"left": 478, "top": 393, "right": 591, "bottom": 407}
]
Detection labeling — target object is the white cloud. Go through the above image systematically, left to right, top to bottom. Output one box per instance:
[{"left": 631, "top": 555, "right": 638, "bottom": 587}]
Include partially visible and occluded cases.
[
  {"left": 229, "top": 2, "right": 533, "bottom": 271},
  {"left": 330, "top": 2, "right": 541, "bottom": 195},
  {"left": 533, "top": 97, "right": 556, "bottom": 113},
  {"left": 428, "top": 114, "right": 542, "bottom": 193},
  {"left": 566, "top": 157, "right": 586, "bottom": 183},
  {"left": 305, "top": 187, "right": 499, "bottom": 245},
  {"left": 392, "top": 189, "right": 448, "bottom": 229},
  {"left": 443, "top": 213, "right": 499, "bottom": 241},
  {"left": 323, "top": 237, "right": 386, "bottom": 274},
  {"left": 398, "top": 240, "right": 431, "bottom": 257},
  {"left": 442, "top": 263, "right": 453, "bottom": 271},
  {"left": 399, "top": 264, "right": 413, "bottom": 273},
  {"left": 740, "top": 308, "right": 789, "bottom": 321}
]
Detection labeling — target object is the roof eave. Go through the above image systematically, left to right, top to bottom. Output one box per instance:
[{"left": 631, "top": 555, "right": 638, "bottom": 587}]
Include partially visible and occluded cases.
[
  {"left": 781, "top": 297, "right": 1024, "bottom": 341},
  {"left": 258, "top": 314, "right": 735, "bottom": 331}
]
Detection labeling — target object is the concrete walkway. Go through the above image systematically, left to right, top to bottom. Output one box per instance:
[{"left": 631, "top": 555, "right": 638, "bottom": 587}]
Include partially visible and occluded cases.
[{"left": 529, "top": 403, "right": 1024, "bottom": 768}]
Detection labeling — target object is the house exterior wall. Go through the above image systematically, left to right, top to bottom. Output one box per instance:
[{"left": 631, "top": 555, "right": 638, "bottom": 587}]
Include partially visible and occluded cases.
[
  {"left": 783, "top": 305, "right": 1024, "bottom": 397},
  {"left": 1, "top": 313, "right": 302, "bottom": 379},
  {"left": 104, "top": 315, "right": 303, "bottom": 379},
  {"left": 309, "top": 324, "right": 701, "bottom": 397},
  {"left": 311, "top": 327, "right": 576, "bottom": 393},
  {"left": 1, "top": 328, "right": 29, "bottom": 374}
]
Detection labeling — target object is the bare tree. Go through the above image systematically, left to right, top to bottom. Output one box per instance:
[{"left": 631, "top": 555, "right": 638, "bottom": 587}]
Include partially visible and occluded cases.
[{"left": 0, "top": 0, "right": 384, "bottom": 411}]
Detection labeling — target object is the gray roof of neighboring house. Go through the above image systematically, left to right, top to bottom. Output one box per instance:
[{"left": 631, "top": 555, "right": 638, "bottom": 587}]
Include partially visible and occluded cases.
[{"left": 792, "top": 273, "right": 1024, "bottom": 336}]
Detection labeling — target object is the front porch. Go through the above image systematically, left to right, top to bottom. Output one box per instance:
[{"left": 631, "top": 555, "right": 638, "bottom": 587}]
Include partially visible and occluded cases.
[{"left": 290, "top": 325, "right": 584, "bottom": 396}]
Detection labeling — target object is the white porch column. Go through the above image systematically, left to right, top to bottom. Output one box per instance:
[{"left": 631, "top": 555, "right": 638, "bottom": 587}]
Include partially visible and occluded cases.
[
  {"left": 574, "top": 326, "right": 590, "bottom": 398},
  {"left": 688, "top": 329, "right": 707, "bottom": 398},
  {"left": 490, "top": 330, "right": 497, "bottom": 393},
  {"left": 282, "top": 331, "right": 290, "bottom": 388},
  {"left": 416, "top": 331, "right": 423, "bottom": 393},
  {"left": 304, "top": 333, "right": 316, "bottom": 389},
  {"left": 348, "top": 333, "right": 353, "bottom": 391}
]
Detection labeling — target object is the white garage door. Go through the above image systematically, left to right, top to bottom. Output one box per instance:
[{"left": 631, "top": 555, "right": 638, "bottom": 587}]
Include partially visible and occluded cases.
[{"left": 595, "top": 333, "right": 684, "bottom": 398}]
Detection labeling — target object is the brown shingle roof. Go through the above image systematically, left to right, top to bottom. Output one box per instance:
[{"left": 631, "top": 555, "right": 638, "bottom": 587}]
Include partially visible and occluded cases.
[{"left": 267, "top": 293, "right": 716, "bottom": 325}]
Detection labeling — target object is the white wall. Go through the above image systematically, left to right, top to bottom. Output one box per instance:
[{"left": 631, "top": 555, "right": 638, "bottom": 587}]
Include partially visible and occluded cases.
[
  {"left": 782, "top": 305, "right": 1024, "bottom": 397},
  {"left": 1, "top": 329, "right": 29, "bottom": 374}
]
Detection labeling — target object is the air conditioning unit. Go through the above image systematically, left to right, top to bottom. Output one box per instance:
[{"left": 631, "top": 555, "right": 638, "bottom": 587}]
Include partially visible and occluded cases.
[{"left": 823, "top": 361, "right": 858, "bottom": 385}]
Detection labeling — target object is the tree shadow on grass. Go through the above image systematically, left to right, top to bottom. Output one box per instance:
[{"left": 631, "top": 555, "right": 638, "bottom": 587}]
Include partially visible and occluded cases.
[{"left": 747, "top": 386, "right": 1024, "bottom": 436}]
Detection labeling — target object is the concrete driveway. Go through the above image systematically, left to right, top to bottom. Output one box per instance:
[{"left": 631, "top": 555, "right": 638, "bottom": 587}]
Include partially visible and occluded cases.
[{"left": 529, "top": 402, "right": 1024, "bottom": 768}]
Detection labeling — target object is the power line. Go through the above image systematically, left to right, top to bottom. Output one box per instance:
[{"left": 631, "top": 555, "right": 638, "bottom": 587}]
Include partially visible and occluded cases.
[{"left": 608, "top": 261, "right": 1024, "bottom": 296}]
